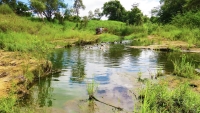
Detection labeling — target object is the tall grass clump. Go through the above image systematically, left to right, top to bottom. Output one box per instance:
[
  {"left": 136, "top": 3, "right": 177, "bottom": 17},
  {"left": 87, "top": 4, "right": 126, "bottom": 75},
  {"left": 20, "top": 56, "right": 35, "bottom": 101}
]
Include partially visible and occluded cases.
[
  {"left": 0, "top": 4, "right": 13, "bottom": 14},
  {"left": 172, "top": 55, "right": 196, "bottom": 78},
  {"left": 87, "top": 80, "right": 98, "bottom": 99},
  {"left": 138, "top": 82, "right": 200, "bottom": 113}
]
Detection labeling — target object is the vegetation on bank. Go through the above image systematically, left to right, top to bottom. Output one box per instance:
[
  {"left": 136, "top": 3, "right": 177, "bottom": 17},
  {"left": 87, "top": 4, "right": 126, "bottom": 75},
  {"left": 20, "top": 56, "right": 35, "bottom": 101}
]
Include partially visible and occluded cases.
[{"left": 139, "top": 82, "right": 200, "bottom": 113}]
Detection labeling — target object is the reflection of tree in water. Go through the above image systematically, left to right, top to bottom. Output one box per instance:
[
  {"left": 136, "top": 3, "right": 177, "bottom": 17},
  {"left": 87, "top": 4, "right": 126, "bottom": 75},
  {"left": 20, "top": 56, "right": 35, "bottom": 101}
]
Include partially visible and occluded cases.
[
  {"left": 103, "top": 44, "right": 125, "bottom": 66},
  {"left": 71, "top": 47, "right": 86, "bottom": 82},
  {"left": 49, "top": 48, "right": 72, "bottom": 70},
  {"left": 128, "top": 48, "right": 141, "bottom": 57},
  {"left": 49, "top": 49, "right": 65, "bottom": 69},
  {"left": 157, "top": 52, "right": 200, "bottom": 73},
  {"left": 23, "top": 77, "right": 53, "bottom": 108},
  {"left": 37, "top": 77, "right": 53, "bottom": 107}
]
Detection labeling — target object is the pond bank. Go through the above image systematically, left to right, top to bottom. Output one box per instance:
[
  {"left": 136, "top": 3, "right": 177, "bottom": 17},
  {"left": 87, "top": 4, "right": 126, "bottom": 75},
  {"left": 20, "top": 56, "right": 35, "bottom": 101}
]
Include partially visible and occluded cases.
[{"left": 0, "top": 50, "right": 52, "bottom": 98}]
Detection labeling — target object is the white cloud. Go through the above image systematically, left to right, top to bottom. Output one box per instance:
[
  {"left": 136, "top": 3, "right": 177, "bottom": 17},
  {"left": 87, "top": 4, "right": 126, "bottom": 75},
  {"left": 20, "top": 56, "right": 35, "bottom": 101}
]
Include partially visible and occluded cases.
[{"left": 79, "top": 0, "right": 160, "bottom": 19}]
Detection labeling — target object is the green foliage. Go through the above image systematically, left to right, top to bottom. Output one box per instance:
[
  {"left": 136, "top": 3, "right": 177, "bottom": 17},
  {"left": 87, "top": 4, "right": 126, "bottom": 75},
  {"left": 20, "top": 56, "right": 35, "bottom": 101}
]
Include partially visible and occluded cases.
[
  {"left": 0, "top": 0, "right": 17, "bottom": 10},
  {"left": 30, "top": 0, "right": 66, "bottom": 21},
  {"left": 102, "top": 0, "right": 126, "bottom": 22},
  {"left": 157, "top": 0, "right": 187, "bottom": 23},
  {"left": 184, "top": 0, "right": 200, "bottom": 12},
  {"left": 16, "top": 1, "right": 31, "bottom": 16},
  {"left": 0, "top": 4, "right": 14, "bottom": 14},
  {"left": 126, "top": 5, "right": 143, "bottom": 25},
  {"left": 171, "top": 11, "right": 200, "bottom": 28},
  {"left": 172, "top": 55, "right": 197, "bottom": 78},
  {"left": 139, "top": 82, "right": 200, "bottom": 113}
]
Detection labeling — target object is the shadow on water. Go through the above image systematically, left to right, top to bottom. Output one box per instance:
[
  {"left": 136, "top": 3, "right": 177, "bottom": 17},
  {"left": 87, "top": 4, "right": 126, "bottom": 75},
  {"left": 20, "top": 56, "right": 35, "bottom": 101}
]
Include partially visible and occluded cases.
[{"left": 19, "top": 42, "right": 200, "bottom": 112}]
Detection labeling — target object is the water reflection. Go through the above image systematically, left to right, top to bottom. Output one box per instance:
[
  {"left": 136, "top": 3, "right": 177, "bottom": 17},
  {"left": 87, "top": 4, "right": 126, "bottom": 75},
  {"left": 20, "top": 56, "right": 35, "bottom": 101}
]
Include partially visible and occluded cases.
[
  {"left": 24, "top": 43, "right": 200, "bottom": 112},
  {"left": 71, "top": 47, "right": 86, "bottom": 82}
]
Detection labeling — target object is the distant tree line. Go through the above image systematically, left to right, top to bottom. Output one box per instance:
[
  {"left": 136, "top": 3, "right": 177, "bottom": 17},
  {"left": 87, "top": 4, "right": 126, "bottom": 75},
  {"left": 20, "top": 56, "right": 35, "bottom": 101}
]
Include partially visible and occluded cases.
[{"left": 0, "top": 0, "right": 199, "bottom": 25}]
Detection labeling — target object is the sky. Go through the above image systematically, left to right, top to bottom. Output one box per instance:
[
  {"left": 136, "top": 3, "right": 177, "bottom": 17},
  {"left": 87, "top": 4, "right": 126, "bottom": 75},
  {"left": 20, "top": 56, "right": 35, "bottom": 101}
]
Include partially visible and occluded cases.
[{"left": 19, "top": 0, "right": 160, "bottom": 19}]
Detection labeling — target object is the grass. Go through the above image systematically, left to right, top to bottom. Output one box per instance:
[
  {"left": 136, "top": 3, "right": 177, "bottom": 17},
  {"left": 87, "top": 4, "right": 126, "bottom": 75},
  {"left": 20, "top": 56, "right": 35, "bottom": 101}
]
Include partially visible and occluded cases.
[
  {"left": 149, "top": 24, "right": 200, "bottom": 47},
  {"left": 99, "top": 33, "right": 120, "bottom": 42},
  {"left": 172, "top": 55, "right": 197, "bottom": 78},
  {"left": 138, "top": 82, "right": 200, "bottom": 113},
  {"left": 0, "top": 96, "right": 17, "bottom": 113}
]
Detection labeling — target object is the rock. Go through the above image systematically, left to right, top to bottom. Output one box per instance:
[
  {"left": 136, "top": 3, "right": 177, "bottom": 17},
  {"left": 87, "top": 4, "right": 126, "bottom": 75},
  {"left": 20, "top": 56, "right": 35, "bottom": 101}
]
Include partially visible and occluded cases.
[{"left": 195, "top": 69, "right": 200, "bottom": 73}]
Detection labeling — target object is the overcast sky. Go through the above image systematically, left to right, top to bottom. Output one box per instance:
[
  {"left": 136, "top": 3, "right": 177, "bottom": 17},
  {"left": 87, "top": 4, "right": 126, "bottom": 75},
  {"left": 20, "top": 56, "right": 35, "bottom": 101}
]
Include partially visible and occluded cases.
[
  {"left": 20, "top": 0, "right": 160, "bottom": 18},
  {"left": 79, "top": 0, "right": 160, "bottom": 18}
]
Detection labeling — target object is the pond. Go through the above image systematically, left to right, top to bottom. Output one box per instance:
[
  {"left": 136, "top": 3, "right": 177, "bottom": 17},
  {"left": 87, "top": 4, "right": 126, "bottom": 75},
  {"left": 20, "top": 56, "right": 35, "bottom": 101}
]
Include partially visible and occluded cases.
[{"left": 20, "top": 41, "right": 200, "bottom": 113}]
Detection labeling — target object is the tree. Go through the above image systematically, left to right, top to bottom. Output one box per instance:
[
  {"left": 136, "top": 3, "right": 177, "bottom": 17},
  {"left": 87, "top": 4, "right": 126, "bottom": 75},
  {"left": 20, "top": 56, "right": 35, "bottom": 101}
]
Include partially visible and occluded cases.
[
  {"left": 0, "top": 0, "right": 17, "bottom": 10},
  {"left": 30, "top": 0, "right": 66, "bottom": 21},
  {"left": 30, "top": 0, "right": 46, "bottom": 20},
  {"left": 73, "top": 0, "right": 85, "bottom": 17},
  {"left": 102, "top": 0, "right": 126, "bottom": 22},
  {"left": 158, "top": 0, "right": 187, "bottom": 23},
  {"left": 184, "top": 0, "right": 200, "bottom": 12},
  {"left": 16, "top": 1, "right": 31, "bottom": 16},
  {"left": 126, "top": 4, "right": 143, "bottom": 25},
  {"left": 94, "top": 8, "right": 103, "bottom": 20},
  {"left": 88, "top": 10, "right": 94, "bottom": 20}
]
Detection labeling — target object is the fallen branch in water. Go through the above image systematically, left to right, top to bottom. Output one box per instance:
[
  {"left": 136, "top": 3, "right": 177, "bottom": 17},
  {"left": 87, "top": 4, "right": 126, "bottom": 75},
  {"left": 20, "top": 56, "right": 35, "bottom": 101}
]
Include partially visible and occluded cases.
[{"left": 89, "top": 95, "right": 123, "bottom": 111}]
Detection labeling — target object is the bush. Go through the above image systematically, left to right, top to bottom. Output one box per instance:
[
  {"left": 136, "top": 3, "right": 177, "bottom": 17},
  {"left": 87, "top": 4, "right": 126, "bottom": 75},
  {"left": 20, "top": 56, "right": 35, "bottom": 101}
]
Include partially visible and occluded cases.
[
  {"left": 0, "top": 4, "right": 13, "bottom": 14},
  {"left": 171, "top": 11, "right": 200, "bottom": 28}
]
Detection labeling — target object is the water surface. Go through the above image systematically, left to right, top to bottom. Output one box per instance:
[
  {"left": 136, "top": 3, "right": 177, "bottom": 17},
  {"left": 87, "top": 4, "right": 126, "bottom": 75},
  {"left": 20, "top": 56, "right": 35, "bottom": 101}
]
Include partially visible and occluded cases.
[{"left": 23, "top": 42, "right": 200, "bottom": 112}]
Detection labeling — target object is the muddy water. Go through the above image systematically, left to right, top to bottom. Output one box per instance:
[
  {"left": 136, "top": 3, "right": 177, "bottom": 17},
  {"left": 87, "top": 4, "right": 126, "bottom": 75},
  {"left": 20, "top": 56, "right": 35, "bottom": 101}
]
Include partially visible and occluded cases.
[{"left": 21, "top": 42, "right": 200, "bottom": 113}]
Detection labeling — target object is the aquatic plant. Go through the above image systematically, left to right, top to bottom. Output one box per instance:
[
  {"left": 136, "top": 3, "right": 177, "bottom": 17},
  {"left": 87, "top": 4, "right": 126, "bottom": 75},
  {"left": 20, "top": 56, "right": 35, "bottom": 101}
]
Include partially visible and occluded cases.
[
  {"left": 172, "top": 55, "right": 196, "bottom": 78},
  {"left": 87, "top": 80, "right": 98, "bottom": 100}
]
